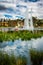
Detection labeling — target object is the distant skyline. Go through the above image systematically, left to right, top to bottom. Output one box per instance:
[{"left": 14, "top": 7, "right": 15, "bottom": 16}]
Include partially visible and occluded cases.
[{"left": 0, "top": 0, "right": 43, "bottom": 19}]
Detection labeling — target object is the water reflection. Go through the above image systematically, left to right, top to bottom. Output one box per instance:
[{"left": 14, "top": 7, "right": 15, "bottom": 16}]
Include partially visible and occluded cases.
[{"left": 0, "top": 37, "right": 43, "bottom": 55}]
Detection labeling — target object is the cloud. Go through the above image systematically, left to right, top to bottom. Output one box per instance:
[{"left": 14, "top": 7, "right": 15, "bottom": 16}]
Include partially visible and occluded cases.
[
  {"left": 0, "top": 0, "right": 43, "bottom": 19},
  {"left": 0, "top": 5, "right": 6, "bottom": 10}
]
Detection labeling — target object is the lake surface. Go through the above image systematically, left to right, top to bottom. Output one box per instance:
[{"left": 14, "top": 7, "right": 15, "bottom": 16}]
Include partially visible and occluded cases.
[
  {"left": 0, "top": 37, "right": 43, "bottom": 56},
  {"left": 0, "top": 37, "right": 43, "bottom": 65}
]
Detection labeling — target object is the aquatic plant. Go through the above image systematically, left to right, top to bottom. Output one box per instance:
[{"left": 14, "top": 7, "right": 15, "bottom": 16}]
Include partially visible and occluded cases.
[
  {"left": 0, "top": 30, "right": 43, "bottom": 42},
  {"left": 30, "top": 49, "right": 43, "bottom": 65},
  {"left": 0, "top": 50, "right": 43, "bottom": 65},
  {"left": 0, "top": 51, "right": 27, "bottom": 65}
]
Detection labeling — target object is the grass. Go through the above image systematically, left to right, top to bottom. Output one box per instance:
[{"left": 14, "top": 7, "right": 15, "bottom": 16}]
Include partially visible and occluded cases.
[
  {"left": 0, "top": 30, "right": 43, "bottom": 42},
  {"left": 30, "top": 49, "right": 43, "bottom": 65},
  {"left": 0, "top": 50, "right": 43, "bottom": 65},
  {"left": 0, "top": 51, "right": 27, "bottom": 65}
]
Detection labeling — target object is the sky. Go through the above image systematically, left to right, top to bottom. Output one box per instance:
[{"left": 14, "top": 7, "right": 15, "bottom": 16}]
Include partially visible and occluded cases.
[{"left": 0, "top": 0, "right": 43, "bottom": 19}]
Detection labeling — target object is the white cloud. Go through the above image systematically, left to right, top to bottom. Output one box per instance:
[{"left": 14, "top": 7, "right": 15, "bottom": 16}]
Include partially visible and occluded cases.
[{"left": 0, "top": 0, "right": 43, "bottom": 19}]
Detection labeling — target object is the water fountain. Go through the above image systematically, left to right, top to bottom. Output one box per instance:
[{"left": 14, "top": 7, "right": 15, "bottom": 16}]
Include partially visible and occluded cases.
[
  {"left": 24, "top": 7, "right": 34, "bottom": 31},
  {"left": 24, "top": 7, "right": 30, "bottom": 30},
  {"left": 29, "top": 8, "right": 34, "bottom": 31}
]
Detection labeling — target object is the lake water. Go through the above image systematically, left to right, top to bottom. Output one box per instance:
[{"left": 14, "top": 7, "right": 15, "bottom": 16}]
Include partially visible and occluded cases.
[
  {"left": 0, "top": 37, "right": 43, "bottom": 56},
  {"left": 0, "top": 37, "right": 43, "bottom": 65}
]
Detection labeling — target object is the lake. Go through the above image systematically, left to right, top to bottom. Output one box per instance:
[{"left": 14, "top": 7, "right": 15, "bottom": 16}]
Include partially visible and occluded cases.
[
  {"left": 0, "top": 37, "right": 43, "bottom": 56},
  {"left": 0, "top": 37, "right": 43, "bottom": 65}
]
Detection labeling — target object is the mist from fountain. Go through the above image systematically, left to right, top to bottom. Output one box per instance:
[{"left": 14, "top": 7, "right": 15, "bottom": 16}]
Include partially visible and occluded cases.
[
  {"left": 24, "top": 7, "right": 34, "bottom": 31},
  {"left": 24, "top": 7, "right": 30, "bottom": 30}
]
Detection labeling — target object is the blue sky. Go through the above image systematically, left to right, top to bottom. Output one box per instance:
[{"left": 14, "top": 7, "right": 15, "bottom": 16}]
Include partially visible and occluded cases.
[{"left": 0, "top": 0, "right": 43, "bottom": 19}]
